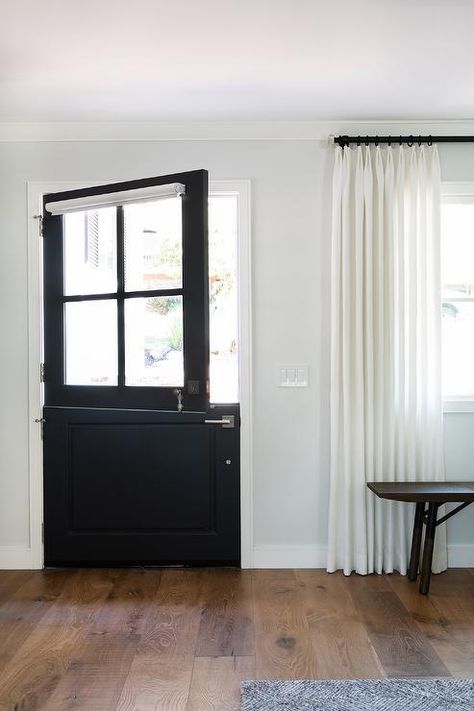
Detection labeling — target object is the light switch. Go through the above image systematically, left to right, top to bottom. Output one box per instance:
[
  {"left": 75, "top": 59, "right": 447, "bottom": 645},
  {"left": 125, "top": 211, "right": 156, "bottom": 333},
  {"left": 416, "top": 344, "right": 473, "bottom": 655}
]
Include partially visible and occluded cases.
[{"left": 278, "top": 364, "right": 309, "bottom": 387}]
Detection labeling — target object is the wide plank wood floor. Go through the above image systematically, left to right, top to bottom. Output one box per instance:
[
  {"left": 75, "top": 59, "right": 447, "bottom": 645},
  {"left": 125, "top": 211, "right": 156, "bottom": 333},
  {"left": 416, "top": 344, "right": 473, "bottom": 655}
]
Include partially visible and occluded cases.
[{"left": 0, "top": 568, "right": 473, "bottom": 710}]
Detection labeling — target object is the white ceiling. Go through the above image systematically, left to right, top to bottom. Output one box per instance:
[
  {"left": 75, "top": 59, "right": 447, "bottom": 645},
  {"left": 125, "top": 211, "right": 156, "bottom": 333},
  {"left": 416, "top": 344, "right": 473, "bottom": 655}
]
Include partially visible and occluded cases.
[{"left": 2, "top": 0, "right": 474, "bottom": 122}]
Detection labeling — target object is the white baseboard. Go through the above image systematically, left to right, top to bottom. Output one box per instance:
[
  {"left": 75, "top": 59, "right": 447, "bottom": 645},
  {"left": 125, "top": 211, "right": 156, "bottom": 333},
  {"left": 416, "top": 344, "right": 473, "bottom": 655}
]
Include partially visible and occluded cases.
[
  {"left": 0, "top": 542, "right": 472, "bottom": 571},
  {"left": 252, "top": 544, "right": 474, "bottom": 569},
  {"left": 252, "top": 544, "right": 328, "bottom": 569},
  {"left": 0, "top": 546, "right": 34, "bottom": 569}
]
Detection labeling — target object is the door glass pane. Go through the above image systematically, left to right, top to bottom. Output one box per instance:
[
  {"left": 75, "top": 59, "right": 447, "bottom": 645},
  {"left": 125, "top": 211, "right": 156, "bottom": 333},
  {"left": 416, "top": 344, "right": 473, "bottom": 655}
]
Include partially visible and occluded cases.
[
  {"left": 208, "top": 195, "right": 239, "bottom": 403},
  {"left": 124, "top": 198, "right": 182, "bottom": 291},
  {"left": 64, "top": 208, "right": 116, "bottom": 295},
  {"left": 125, "top": 296, "right": 184, "bottom": 387},
  {"left": 65, "top": 300, "right": 117, "bottom": 385}
]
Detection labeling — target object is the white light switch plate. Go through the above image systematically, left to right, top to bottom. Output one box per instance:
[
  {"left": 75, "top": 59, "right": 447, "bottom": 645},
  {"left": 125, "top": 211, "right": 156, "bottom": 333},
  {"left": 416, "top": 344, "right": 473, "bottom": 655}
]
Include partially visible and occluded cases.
[{"left": 278, "top": 364, "right": 309, "bottom": 387}]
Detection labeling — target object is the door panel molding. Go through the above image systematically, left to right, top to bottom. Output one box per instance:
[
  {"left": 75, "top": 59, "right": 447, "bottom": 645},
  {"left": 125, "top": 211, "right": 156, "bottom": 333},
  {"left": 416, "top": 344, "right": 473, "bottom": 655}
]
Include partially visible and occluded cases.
[
  {"left": 26, "top": 178, "right": 253, "bottom": 569},
  {"left": 67, "top": 422, "right": 217, "bottom": 533}
]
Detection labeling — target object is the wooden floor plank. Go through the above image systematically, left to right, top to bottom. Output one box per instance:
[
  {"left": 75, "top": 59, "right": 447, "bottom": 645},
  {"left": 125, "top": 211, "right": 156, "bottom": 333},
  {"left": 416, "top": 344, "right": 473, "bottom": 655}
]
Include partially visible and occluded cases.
[
  {"left": 89, "top": 568, "right": 162, "bottom": 636},
  {"left": 0, "top": 569, "right": 117, "bottom": 711},
  {"left": 0, "top": 569, "right": 72, "bottom": 673},
  {"left": 43, "top": 569, "right": 161, "bottom": 710},
  {"left": 115, "top": 569, "right": 205, "bottom": 711},
  {"left": 195, "top": 569, "right": 254, "bottom": 657},
  {"left": 252, "top": 569, "right": 317, "bottom": 679},
  {"left": 296, "top": 570, "right": 384, "bottom": 679},
  {"left": 387, "top": 570, "right": 474, "bottom": 677},
  {"left": 0, "top": 571, "right": 33, "bottom": 606},
  {"left": 387, "top": 572, "right": 467, "bottom": 640},
  {"left": 348, "top": 575, "right": 451, "bottom": 678},
  {"left": 44, "top": 632, "right": 140, "bottom": 711},
  {"left": 186, "top": 656, "right": 255, "bottom": 711}
]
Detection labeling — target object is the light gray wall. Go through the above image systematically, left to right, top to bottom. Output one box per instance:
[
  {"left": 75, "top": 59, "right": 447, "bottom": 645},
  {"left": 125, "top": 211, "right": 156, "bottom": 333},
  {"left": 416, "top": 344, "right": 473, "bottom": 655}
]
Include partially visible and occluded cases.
[{"left": 0, "top": 137, "right": 473, "bottom": 552}]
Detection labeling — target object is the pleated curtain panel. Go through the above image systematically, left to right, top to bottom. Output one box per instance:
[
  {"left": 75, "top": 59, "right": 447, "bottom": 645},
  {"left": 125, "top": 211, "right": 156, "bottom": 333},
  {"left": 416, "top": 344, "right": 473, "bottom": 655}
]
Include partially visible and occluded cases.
[{"left": 327, "top": 144, "right": 447, "bottom": 576}]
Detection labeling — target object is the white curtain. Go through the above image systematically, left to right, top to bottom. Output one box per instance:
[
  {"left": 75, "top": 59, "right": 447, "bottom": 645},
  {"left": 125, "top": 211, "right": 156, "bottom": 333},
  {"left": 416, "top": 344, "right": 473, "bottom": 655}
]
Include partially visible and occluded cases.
[{"left": 327, "top": 144, "right": 447, "bottom": 576}]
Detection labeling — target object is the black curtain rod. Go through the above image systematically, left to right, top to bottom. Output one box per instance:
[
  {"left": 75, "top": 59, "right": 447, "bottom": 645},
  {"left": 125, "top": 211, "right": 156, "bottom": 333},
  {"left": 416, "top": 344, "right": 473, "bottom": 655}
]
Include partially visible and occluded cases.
[{"left": 334, "top": 135, "right": 474, "bottom": 147}]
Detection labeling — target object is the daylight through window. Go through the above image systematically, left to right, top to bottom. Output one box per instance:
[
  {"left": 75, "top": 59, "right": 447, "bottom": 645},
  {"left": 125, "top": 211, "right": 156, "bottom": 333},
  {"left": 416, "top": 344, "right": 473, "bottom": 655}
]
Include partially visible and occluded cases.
[{"left": 441, "top": 197, "right": 474, "bottom": 399}]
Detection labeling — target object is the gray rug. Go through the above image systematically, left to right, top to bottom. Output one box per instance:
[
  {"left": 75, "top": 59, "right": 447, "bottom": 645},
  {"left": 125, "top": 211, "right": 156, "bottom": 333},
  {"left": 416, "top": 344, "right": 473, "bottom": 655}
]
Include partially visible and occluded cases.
[{"left": 240, "top": 678, "right": 474, "bottom": 710}]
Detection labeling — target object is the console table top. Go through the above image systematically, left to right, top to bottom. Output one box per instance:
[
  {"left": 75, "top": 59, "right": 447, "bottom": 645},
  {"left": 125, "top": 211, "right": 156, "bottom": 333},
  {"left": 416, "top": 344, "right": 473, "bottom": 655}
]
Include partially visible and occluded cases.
[{"left": 367, "top": 481, "right": 474, "bottom": 503}]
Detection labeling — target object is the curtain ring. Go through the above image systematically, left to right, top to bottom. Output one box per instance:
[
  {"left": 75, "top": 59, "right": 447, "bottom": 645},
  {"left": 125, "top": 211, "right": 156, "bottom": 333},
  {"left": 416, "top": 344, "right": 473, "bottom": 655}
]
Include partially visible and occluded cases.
[
  {"left": 375, "top": 135, "right": 379, "bottom": 146},
  {"left": 399, "top": 135, "right": 403, "bottom": 146},
  {"left": 407, "top": 135, "right": 414, "bottom": 147},
  {"left": 418, "top": 135, "right": 422, "bottom": 147},
  {"left": 427, "top": 135, "right": 433, "bottom": 146},
  {"left": 356, "top": 136, "right": 361, "bottom": 146},
  {"left": 388, "top": 136, "right": 392, "bottom": 146}
]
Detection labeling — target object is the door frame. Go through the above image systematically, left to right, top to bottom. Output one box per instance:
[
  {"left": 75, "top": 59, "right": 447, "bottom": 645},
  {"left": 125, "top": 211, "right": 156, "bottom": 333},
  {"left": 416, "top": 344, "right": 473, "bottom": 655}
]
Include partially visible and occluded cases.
[{"left": 27, "top": 178, "right": 253, "bottom": 569}]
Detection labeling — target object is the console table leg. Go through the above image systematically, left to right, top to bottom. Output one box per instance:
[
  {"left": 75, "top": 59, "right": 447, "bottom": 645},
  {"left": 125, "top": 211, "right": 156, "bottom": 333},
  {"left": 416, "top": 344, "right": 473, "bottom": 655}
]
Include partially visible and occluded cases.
[
  {"left": 408, "top": 502, "right": 425, "bottom": 581},
  {"left": 419, "top": 503, "right": 439, "bottom": 595}
]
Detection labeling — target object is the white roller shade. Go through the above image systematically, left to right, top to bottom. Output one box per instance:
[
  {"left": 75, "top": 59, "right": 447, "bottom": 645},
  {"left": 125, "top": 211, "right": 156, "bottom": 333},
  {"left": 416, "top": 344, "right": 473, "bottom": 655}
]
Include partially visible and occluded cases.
[{"left": 45, "top": 182, "right": 186, "bottom": 215}]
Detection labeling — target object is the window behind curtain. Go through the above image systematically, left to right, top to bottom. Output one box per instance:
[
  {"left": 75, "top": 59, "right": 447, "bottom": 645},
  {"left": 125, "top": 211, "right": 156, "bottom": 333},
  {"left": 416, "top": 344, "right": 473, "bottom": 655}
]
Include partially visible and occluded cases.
[{"left": 441, "top": 198, "right": 474, "bottom": 399}]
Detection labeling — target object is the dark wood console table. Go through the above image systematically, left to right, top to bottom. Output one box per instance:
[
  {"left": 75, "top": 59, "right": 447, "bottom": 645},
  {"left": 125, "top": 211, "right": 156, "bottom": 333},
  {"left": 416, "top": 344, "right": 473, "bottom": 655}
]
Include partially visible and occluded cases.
[{"left": 367, "top": 482, "right": 474, "bottom": 594}]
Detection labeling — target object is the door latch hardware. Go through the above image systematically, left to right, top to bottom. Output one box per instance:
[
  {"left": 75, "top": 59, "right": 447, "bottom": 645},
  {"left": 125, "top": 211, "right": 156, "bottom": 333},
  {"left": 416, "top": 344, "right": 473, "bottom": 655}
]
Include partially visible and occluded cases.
[
  {"left": 173, "top": 388, "right": 183, "bottom": 413},
  {"left": 204, "top": 415, "right": 235, "bottom": 428}
]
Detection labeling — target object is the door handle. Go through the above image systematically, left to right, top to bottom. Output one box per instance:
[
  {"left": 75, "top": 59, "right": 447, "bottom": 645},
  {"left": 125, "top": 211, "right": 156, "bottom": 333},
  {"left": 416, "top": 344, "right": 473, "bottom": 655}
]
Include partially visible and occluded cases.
[{"left": 204, "top": 416, "right": 235, "bottom": 428}]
